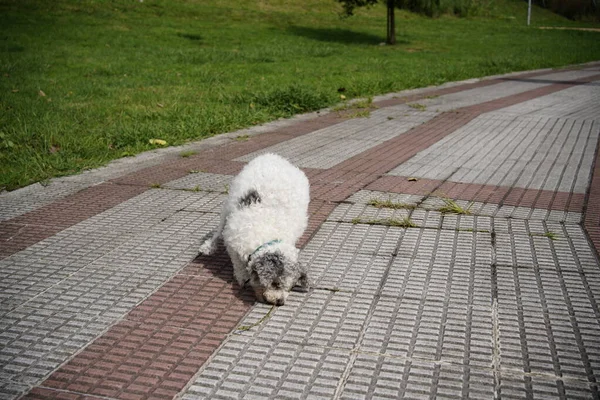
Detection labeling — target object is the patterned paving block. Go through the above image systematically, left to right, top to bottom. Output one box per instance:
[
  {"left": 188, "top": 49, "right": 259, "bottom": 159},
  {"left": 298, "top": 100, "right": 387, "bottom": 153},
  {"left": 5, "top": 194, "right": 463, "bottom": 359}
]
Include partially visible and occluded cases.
[
  {"left": 410, "top": 77, "right": 551, "bottom": 114},
  {"left": 492, "top": 78, "right": 600, "bottom": 121},
  {"left": 236, "top": 110, "right": 438, "bottom": 170},
  {"left": 387, "top": 115, "right": 600, "bottom": 195},
  {"left": 387, "top": 115, "right": 515, "bottom": 176},
  {"left": 163, "top": 172, "right": 233, "bottom": 192},
  {"left": 0, "top": 182, "right": 89, "bottom": 223},
  {"left": 70, "top": 188, "right": 215, "bottom": 236},
  {"left": 345, "top": 190, "right": 424, "bottom": 206},
  {"left": 179, "top": 191, "right": 226, "bottom": 213},
  {"left": 347, "top": 191, "right": 580, "bottom": 226},
  {"left": 327, "top": 203, "right": 412, "bottom": 224},
  {"left": 1, "top": 208, "right": 216, "bottom": 316},
  {"left": 0, "top": 210, "right": 219, "bottom": 392},
  {"left": 301, "top": 221, "right": 404, "bottom": 258},
  {"left": 493, "top": 224, "right": 600, "bottom": 389},
  {"left": 394, "top": 226, "right": 493, "bottom": 267},
  {"left": 306, "top": 251, "right": 392, "bottom": 294},
  {"left": 381, "top": 255, "right": 493, "bottom": 308},
  {"left": 0, "top": 260, "right": 80, "bottom": 314},
  {"left": 37, "top": 275, "right": 253, "bottom": 399},
  {"left": 236, "top": 289, "right": 374, "bottom": 349},
  {"left": 360, "top": 294, "right": 493, "bottom": 367},
  {"left": 0, "top": 307, "right": 111, "bottom": 385},
  {"left": 183, "top": 334, "right": 351, "bottom": 400},
  {"left": 340, "top": 353, "right": 496, "bottom": 399},
  {"left": 499, "top": 372, "right": 597, "bottom": 399},
  {"left": 0, "top": 380, "right": 30, "bottom": 400}
]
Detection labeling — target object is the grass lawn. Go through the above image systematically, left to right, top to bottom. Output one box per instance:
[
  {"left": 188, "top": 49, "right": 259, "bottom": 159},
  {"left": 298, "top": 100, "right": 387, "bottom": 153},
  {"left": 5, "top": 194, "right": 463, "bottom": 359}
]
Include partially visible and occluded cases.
[{"left": 1, "top": 0, "right": 599, "bottom": 191}]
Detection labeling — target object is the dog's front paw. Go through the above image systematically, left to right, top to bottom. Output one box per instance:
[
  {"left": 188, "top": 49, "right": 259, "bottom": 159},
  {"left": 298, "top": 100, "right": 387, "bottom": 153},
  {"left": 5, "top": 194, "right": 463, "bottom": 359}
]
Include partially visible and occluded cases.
[{"left": 198, "top": 239, "right": 217, "bottom": 256}]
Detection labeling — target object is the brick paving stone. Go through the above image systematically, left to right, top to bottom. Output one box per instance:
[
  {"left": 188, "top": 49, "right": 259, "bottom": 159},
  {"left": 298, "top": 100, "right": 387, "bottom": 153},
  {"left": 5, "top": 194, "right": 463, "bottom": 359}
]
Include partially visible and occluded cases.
[
  {"left": 4, "top": 64, "right": 600, "bottom": 400},
  {"left": 235, "top": 109, "right": 438, "bottom": 170},
  {"left": 387, "top": 115, "right": 600, "bottom": 196},
  {"left": 162, "top": 172, "right": 233, "bottom": 192},
  {"left": 0, "top": 182, "right": 90, "bottom": 223},
  {"left": 0, "top": 191, "right": 221, "bottom": 392},
  {"left": 35, "top": 272, "right": 254, "bottom": 400}
]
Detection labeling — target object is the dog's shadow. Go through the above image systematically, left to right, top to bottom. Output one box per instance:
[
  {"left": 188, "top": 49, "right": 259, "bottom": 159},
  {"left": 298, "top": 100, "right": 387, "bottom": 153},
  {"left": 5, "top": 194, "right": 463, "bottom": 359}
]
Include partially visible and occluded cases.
[{"left": 189, "top": 241, "right": 256, "bottom": 306}]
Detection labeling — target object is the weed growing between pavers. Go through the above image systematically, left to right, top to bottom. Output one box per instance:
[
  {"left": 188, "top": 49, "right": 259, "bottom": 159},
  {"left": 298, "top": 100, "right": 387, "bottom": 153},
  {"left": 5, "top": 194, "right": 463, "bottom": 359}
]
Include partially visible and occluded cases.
[
  {"left": 333, "top": 96, "right": 378, "bottom": 118},
  {"left": 408, "top": 103, "right": 427, "bottom": 111},
  {"left": 179, "top": 151, "right": 197, "bottom": 158},
  {"left": 183, "top": 185, "right": 201, "bottom": 192},
  {"left": 367, "top": 198, "right": 417, "bottom": 209},
  {"left": 438, "top": 198, "right": 473, "bottom": 215},
  {"left": 351, "top": 217, "right": 417, "bottom": 228},
  {"left": 530, "top": 231, "right": 559, "bottom": 240},
  {"left": 237, "top": 305, "right": 276, "bottom": 331}
]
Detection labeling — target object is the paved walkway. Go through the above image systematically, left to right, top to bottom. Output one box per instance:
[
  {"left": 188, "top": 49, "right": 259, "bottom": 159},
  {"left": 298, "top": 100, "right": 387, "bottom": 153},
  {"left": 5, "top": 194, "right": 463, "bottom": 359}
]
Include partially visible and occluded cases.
[{"left": 1, "top": 63, "right": 600, "bottom": 400}]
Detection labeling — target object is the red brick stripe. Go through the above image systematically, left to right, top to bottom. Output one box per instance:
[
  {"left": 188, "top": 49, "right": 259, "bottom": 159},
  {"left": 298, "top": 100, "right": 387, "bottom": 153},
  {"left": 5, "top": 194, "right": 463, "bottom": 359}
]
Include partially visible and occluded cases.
[
  {"left": 367, "top": 175, "right": 585, "bottom": 213},
  {"left": 0, "top": 184, "right": 147, "bottom": 258}
]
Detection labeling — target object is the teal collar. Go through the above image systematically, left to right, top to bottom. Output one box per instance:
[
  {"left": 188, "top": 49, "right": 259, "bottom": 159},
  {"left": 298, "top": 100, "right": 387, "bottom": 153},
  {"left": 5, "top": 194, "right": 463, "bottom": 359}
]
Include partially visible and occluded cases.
[{"left": 248, "top": 239, "right": 282, "bottom": 262}]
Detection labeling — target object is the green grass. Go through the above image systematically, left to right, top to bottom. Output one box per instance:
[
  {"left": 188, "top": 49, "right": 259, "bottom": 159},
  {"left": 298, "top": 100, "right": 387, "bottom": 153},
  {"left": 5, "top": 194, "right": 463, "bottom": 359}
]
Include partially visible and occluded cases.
[
  {"left": 1, "top": 0, "right": 599, "bottom": 191},
  {"left": 332, "top": 95, "right": 377, "bottom": 117},
  {"left": 408, "top": 103, "right": 427, "bottom": 111},
  {"left": 367, "top": 198, "right": 417, "bottom": 209},
  {"left": 438, "top": 198, "right": 472, "bottom": 214},
  {"left": 351, "top": 217, "right": 417, "bottom": 228},
  {"left": 531, "top": 231, "right": 559, "bottom": 240}
]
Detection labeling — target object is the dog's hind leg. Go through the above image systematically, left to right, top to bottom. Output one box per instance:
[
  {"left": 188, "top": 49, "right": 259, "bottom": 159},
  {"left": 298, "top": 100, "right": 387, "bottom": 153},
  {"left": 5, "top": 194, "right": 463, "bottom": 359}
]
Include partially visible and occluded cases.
[{"left": 198, "top": 208, "right": 227, "bottom": 255}]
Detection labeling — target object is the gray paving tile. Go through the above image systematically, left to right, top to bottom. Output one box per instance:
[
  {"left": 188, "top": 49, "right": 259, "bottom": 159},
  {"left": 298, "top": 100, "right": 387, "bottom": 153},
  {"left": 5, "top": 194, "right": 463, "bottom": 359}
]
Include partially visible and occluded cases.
[
  {"left": 493, "top": 78, "right": 600, "bottom": 121},
  {"left": 236, "top": 109, "right": 437, "bottom": 169},
  {"left": 387, "top": 114, "right": 600, "bottom": 195},
  {"left": 163, "top": 171, "right": 233, "bottom": 192},
  {"left": 0, "top": 181, "right": 89, "bottom": 222},
  {"left": 345, "top": 190, "right": 424, "bottom": 206},
  {"left": 0, "top": 192, "right": 219, "bottom": 388},
  {"left": 327, "top": 203, "right": 412, "bottom": 224},
  {"left": 301, "top": 221, "right": 404, "bottom": 258},
  {"left": 236, "top": 290, "right": 374, "bottom": 349},
  {"left": 0, "top": 307, "right": 111, "bottom": 384},
  {"left": 183, "top": 332, "right": 351, "bottom": 400},
  {"left": 340, "top": 354, "right": 496, "bottom": 400},
  {"left": 499, "top": 372, "right": 596, "bottom": 399},
  {"left": 0, "top": 379, "right": 29, "bottom": 400}
]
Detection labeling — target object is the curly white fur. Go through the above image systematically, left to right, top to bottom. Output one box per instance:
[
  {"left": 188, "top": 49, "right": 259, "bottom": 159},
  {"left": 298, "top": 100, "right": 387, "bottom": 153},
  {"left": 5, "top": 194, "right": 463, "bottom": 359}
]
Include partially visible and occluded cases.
[{"left": 199, "top": 153, "right": 310, "bottom": 305}]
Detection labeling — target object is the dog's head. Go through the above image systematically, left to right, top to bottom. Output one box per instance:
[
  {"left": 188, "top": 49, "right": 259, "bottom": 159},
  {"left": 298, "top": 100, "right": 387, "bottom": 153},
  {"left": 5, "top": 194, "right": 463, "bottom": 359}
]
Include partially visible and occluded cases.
[{"left": 247, "top": 246, "right": 309, "bottom": 306}]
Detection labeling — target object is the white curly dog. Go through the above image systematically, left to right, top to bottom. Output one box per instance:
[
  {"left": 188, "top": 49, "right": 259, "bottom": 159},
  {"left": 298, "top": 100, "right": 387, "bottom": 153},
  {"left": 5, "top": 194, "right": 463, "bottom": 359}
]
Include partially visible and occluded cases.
[{"left": 198, "top": 153, "right": 310, "bottom": 306}]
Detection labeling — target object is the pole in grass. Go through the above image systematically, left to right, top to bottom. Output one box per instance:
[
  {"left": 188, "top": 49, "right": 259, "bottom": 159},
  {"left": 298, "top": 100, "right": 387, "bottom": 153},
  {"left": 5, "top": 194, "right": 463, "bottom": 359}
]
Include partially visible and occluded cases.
[{"left": 527, "top": 0, "right": 532, "bottom": 26}]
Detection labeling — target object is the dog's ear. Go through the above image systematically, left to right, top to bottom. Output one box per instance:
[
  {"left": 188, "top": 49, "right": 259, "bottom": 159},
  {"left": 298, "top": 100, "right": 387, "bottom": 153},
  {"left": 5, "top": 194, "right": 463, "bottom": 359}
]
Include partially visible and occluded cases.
[{"left": 296, "top": 263, "right": 311, "bottom": 291}]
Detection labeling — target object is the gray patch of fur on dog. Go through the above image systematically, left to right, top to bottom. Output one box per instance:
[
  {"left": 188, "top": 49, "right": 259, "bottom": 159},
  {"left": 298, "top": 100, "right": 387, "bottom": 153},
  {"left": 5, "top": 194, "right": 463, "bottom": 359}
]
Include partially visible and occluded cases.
[
  {"left": 238, "top": 189, "right": 261, "bottom": 208},
  {"left": 251, "top": 251, "right": 308, "bottom": 288},
  {"left": 252, "top": 251, "right": 288, "bottom": 286}
]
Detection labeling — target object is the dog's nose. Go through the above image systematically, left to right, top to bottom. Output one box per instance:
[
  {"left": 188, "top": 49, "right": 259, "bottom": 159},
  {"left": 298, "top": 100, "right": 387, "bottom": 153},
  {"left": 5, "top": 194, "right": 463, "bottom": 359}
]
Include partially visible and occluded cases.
[{"left": 275, "top": 298, "right": 285, "bottom": 306}]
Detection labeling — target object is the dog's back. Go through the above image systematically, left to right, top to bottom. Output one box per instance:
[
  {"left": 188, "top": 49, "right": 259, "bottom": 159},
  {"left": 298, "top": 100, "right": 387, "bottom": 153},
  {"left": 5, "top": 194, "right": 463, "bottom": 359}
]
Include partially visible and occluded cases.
[{"left": 224, "top": 153, "right": 310, "bottom": 249}]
